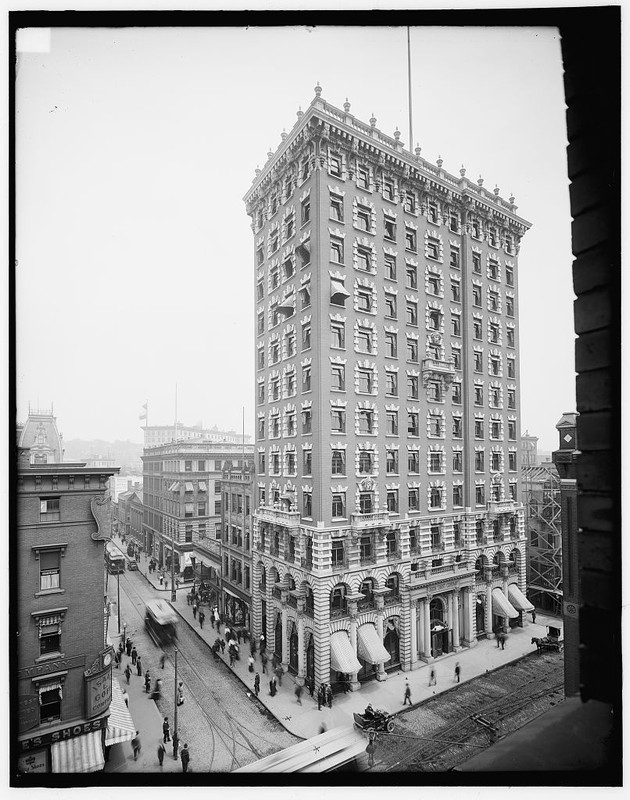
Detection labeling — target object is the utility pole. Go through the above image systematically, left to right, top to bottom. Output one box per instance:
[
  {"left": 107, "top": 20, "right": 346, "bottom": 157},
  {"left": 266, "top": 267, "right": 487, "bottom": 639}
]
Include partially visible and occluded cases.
[
  {"left": 171, "top": 524, "right": 177, "bottom": 603},
  {"left": 117, "top": 568, "right": 121, "bottom": 633},
  {"left": 173, "top": 648, "right": 179, "bottom": 750}
]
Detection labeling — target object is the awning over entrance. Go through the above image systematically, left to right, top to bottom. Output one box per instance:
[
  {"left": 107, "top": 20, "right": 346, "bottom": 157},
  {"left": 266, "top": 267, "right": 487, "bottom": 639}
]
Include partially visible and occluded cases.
[
  {"left": 182, "top": 552, "right": 193, "bottom": 568},
  {"left": 508, "top": 583, "right": 535, "bottom": 612},
  {"left": 224, "top": 586, "right": 248, "bottom": 603},
  {"left": 492, "top": 588, "right": 519, "bottom": 619},
  {"left": 357, "top": 624, "right": 390, "bottom": 665},
  {"left": 330, "top": 631, "right": 362, "bottom": 675},
  {"left": 105, "top": 679, "right": 136, "bottom": 746},
  {"left": 50, "top": 730, "right": 105, "bottom": 773}
]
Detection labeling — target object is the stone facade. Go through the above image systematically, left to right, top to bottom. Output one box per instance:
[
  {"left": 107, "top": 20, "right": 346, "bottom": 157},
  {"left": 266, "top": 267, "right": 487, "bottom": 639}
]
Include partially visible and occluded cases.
[{"left": 244, "top": 88, "right": 531, "bottom": 691}]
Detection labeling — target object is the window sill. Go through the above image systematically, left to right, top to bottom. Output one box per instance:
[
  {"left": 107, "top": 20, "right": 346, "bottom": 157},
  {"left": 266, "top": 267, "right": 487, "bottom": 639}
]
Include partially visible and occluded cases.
[{"left": 35, "top": 588, "right": 65, "bottom": 598}]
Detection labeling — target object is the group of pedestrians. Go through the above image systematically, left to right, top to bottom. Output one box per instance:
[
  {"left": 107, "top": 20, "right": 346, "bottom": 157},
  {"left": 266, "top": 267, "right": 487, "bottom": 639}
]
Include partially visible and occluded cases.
[{"left": 317, "top": 682, "right": 333, "bottom": 710}]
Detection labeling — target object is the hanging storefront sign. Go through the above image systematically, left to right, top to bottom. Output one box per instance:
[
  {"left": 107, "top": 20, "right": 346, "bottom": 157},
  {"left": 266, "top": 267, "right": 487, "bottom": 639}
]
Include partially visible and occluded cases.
[
  {"left": 18, "top": 694, "right": 40, "bottom": 733},
  {"left": 17, "top": 749, "right": 48, "bottom": 774}
]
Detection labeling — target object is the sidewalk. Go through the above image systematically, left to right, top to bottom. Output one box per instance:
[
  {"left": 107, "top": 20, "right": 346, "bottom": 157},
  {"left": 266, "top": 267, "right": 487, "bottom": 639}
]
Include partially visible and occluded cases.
[{"left": 134, "top": 554, "right": 563, "bottom": 741}]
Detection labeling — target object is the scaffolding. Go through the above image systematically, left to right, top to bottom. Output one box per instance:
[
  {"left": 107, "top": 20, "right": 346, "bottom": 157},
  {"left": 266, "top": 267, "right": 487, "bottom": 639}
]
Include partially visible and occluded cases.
[{"left": 522, "top": 463, "right": 563, "bottom": 615}]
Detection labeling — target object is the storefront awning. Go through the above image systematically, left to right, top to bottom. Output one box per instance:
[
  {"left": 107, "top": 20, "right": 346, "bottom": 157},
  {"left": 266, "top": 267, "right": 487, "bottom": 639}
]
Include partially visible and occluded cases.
[
  {"left": 330, "top": 277, "right": 350, "bottom": 303},
  {"left": 198, "top": 481, "right": 207, "bottom": 491},
  {"left": 168, "top": 482, "right": 180, "bottom": 492},
  {"left": 185, "top": 482, "right": 194, "bottom": 492},
  {"left": 182, "top": 552, "right": 193, "bottom": 567},
  {"left": 508, "top": 583, "right": 535, "bottom": 612},
  {"left": 224, "top": 586, "right": 248, "bottom": 604},
  {"left": 492, "top": 588, "right": 520, "bottom": 619},
  {"left": 357, "top": 624, "right": 390, "bottom": 665},
  {"left": 330, "top": 631, "right": 362, "bottom": 675},
  {"left": 105, "top": 679, "right": 136, "bottom": 746},
  {"left": 50, "top": 730, "right": 105, "bottom": 773}
]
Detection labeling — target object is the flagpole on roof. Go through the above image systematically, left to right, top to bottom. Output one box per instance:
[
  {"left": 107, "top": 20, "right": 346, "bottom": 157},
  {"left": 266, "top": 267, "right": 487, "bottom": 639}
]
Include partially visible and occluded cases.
[{"left": 407, "top": 26, "right": 414, "bottom": 152}]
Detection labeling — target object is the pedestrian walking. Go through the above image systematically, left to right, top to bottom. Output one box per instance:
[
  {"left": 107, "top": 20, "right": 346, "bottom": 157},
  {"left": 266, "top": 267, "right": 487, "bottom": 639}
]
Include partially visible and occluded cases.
[
  {"left": 159, "top": 574, "right": 163, "bottom": 586},
  {"left": 186, "top": 591, "right": 192, "bottom": 606},
  {"left": 192, "top": 602, "right": 197, "bottom": 619},
  {"left": 531, "top": 609, "right": 537, "bottom": 624},
  {"left": 198, "top": 610, "right": 205, "bottom": 629},
  {"left": 224, "top": 626, "right": 231, "bottom": 641},
  {"left": 259, "top": 633, "right": 265, "bottom": 653},
  {"left": 500, "top": 634, "right": 506, "bottom": 650},
  {"left": 126, "top": 638, "right": 132, "bottom": 657},
  {"left": 220, "top": 639, "right": 226, "bottom": 655},
  {"left": 118, "top": 640, "right": 124, "bottom": 660},
  {"left": 250, "top": 640, "right": 257, "bottom": 658},
  {"left": 131, "top": 646, "right": 138, "bottom": 666},
  {"left": 114, "top": 650, "right": 121, "bottom": 669},
  {"left": 261, "top": 652, "right": 268, "bottom": 674},
  {"left": 160, "top": 653, "right": 166, "bottom": 669},
  {"left": 271, "top": 654, "right": 278, "bottom": 671},
  {"left": 136, "top": 655, "right": 143, "bottom": 676},
  {"left": 248, "top": 655, "right": 255, "bottom": 673},
  {"left": 454, "top": 662, "right": 461, "bottom": 683},
  {"left": 124, "top": 664, "right": 132, "bottom": 684},
  {"left": 275, "top": 665, "right": 283, "bottom": 686},
  {"left": 428, "top": 666, "right": 437, "bottom": 686},
  {"left": 144, "top": 671, "right": 151, "bottom": 693},
  {"left": 254, "top": 673, "right": 260, "bottom": 697},
  {"left": 269, "top": 676, "right": 277, "bottom": 697},
  {"left": 307, "top": 677, "right": 315, "bottom": 698},
  {"left": 403, "top": 679, "right": 412, "bottom": 705},
  {"left": 177, "top": 682, "right": 184, "bottom": 706},
  {"left": 295, "top": 683, "right": 303, "bottom": 705},
  {"left": 317, "top": 683, "right": 324, "bottom": 710},
  {"left": 326, "top": 683, "right": 333, "bottom": 709},
  {"left": 122, "top": 688, "right": 129, "bottom": 707},
  {"left": 162, "top": 716, "right": 171, "bottom": 743},
  {"left": 131, "top": 731, "right": 141, "bottom": 761},
  {"left": 172, "top": 731, "right": 179, "bottom": 759},
  {"left": 366, "top": 732, "right": 376, "bottom": 767},
  {"left": 157, "top": 741, "right": 166, "bottom": 766},
  {"left": 180, "top": 743, "right": 190, "bottom": 773}
]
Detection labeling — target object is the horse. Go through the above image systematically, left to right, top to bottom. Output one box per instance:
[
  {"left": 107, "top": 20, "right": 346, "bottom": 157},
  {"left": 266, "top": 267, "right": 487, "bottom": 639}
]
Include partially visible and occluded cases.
[{"left": 531, "top": 636, "right": 546, "bottom": 653}]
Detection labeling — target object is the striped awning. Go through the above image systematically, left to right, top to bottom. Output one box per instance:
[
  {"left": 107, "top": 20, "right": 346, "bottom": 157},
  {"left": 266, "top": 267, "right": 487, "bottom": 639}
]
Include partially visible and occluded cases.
[
  {"left": 508, "top": 583, "right": 535, "bottom": 612},
  {"left": 492, "top": 588, "right": 520, "bottom": 619},
  {"left": 357, "top": 624, "right": 390, "bottom": 665},
  {"left": 330, "top": 631, "right": 361, "bottom": 675},
  {"left": 105, "top": 679, "right": 135, "bottom": 746},
  {"left": 50, "top": 730, "right": 105, "bottom": 773}
]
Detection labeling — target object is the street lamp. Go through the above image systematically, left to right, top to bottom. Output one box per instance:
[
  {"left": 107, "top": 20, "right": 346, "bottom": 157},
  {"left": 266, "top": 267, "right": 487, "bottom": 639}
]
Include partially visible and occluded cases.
[
  {"left": 171, "top": 526, "right": 177, "bottom": 603},
  {"left": 117, "top": 568, "right": 121, "bottom": 633},
  {"left": 122, "top": 620, "right": 127, "bottom": 647},
  {"left": 173, "top": 648, "right": 179, "bottom": 754}
]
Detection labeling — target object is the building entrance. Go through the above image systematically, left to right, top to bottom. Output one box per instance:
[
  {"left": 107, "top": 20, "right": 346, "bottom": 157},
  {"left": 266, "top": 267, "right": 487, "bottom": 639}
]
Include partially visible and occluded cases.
[
  {"left": 476, "top": 595, "right": 486, "bottom": 638},
  {"left": 274, "top": 615, "right": 282, "bottom": 659},
  {"left": 430, "top": 623, "right": 450, "bottom": 657},
  {"left": 384, "top": 627, "right": 400, "bottom": 669},
  {"left": 289, "top": 630, "right": 298, "bottom": 673},
  {"left": 306, "top": 635, "right": 314, "bottom": 683}
]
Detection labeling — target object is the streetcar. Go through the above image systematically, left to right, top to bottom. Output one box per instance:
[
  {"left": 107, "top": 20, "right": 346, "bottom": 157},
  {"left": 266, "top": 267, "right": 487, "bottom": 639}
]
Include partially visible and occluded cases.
[
  {"left": 105, "top": 541, "right": 126, "bottom": 574},
  {"left": 145, "top": 599, "right": 178, "bottom": 645},
  {"left": 232, "top": 725, "right": 367, "bottom": 773}
]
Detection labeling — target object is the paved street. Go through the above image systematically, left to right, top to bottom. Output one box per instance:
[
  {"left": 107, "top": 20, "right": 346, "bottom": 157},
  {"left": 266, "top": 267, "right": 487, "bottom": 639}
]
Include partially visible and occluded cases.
[{"left": 103, "top": 557, "right": 298, "bottom": 773}]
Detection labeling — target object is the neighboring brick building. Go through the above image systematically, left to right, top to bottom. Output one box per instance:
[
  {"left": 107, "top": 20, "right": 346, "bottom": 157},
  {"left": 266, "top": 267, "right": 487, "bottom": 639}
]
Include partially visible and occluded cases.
[
  {"left": 244, "top": 87, "right": 532, "bottom": 691},
  {"left": 141, "top": 441, "right": 254, "bottom": 589},
  {"left": 15, "top": 448, "right": 121, "bottom": 775},
  {"left": 219, "top": 459, "right": 256, "bottom": 628},
  {"left": 114, "top": 489, "right": 143, "bottom": 550}
]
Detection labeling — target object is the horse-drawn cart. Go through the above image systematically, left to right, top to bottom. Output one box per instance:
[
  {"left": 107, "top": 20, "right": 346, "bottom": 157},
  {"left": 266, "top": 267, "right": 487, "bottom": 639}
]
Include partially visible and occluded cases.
[
  {"left": 531, "top": 634, "right": 563, "bottom": 653},
  {"left": 353, "top": 707, "right": 395, "bottom": 733}
]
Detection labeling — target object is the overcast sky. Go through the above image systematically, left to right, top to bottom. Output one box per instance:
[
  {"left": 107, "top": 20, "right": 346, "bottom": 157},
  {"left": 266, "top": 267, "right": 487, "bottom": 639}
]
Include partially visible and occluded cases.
[{"left": 15, "top": 24, "right": 575, "bottom": 451}]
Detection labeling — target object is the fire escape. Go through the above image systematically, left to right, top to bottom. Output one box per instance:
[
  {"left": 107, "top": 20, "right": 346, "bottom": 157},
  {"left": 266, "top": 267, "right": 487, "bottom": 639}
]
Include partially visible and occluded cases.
[{"left": 523, "top": 465, "right": 563, "bottom": 615}]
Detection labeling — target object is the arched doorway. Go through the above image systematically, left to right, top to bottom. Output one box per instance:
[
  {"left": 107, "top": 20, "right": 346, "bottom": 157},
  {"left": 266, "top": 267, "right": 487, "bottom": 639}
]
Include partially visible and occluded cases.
[
  {"left": 476, "top": 594, "right": 486, "bottom": 638},
  {"left": 430, "top": 597, "right": 449, "bottom": 656},
  {"left": 274, "top": 614, "right": 282, "bottom": 659},
  {"left": 384, "top": 618, "right": 400, "bottom": 670},
  {"left": 289, "top": 624, "right": 299, "bottom": 674},
  {"left": 306, "top": 633, "right": 314, "bottom": 684}
]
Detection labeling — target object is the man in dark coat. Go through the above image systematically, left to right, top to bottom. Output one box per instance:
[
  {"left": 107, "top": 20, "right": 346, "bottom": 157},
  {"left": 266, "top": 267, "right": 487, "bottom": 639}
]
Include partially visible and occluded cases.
[
  {"left": 254, "top": 673, "right": 260, "bottom": 697},
  {"left": 162, "top": 716, "right": 170, "bottom": 743},
  {"left": 157, "top": 741, "right": 166, "bottom": 766},
  {"left": 180, "top": 743, "right": 190, "bottom": 773}
]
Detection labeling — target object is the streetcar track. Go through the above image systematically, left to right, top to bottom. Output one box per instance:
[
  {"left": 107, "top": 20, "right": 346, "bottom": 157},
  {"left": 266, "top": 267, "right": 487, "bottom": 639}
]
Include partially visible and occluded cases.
[{"left": 115, "top": 570, "right": 292, "bottom": 770}]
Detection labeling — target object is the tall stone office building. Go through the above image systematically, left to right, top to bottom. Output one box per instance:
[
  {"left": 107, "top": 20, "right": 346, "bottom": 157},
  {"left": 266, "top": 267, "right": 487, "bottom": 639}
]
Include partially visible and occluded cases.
[{"left": 244, "top": 86, "right": 532, "bottom": 692}]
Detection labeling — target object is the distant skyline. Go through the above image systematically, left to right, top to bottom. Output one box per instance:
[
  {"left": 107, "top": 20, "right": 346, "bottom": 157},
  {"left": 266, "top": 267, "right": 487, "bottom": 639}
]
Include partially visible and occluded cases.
[{"left": 16, "top": 24, "right": 576, "bottom": 451}]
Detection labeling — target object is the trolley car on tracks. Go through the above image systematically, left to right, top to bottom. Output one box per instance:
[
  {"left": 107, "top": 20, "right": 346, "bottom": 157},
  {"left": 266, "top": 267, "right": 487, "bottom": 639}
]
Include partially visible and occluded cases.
[
  {"left": 105, "top": 541, "right": 126, "bottom": 574},
  {"left": 145, "top": 599, "right": 178, "bottom": 646}
]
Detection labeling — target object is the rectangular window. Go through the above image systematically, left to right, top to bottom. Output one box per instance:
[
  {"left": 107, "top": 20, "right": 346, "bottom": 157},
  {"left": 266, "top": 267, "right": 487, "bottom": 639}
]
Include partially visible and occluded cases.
[
  {"left": 329, "top": 152, "right": 342, "bottom": 177},
  {"left": 357, "top": 165, "right": 370, "bottom": 189},
  {"left": 383, "top": 179, "right": 395, "bottom": 201},
  {"left": 404, "top": 193, "right": 416, "bottom": 213},
  {"left": 330, "top": 194, "right": 344, "bottom": 222},
  {"left": 301, "top": 197, "right": 310, "bottom": 224},
  {"left": 428, "top": 202, "right": 439, "bottom": 224},
  {"left": 356, "top": 207, "right": 371, "bottom": 232},
  {"left": 449, "top": 212, "right": 459, "bottom": 233},
  {"left": 384, "top": 218, "right": 396, "bottom": 241},
  {"left": 405, "top": 228, "right": 417, "bottom": 252},
  {"left": 330, "top": 237, "right": 344, "bottom": 264},
  {"left": 426, "top": 238, "right": 439, "bottom": 260},
  {"left": 297, "top": 239, "right": 311, "bottom": 267},
  {"left": 257, "top": 245, "right": 264, "bottom": 266},
  {"left": 450, "top": 246, "right": 460, "bottom": 268},
  {"left": 472, "top": 252, "right": 481, "bottom": 273},
  {"left": 384, "top": 254, "right": 397, "bottom": 281},
  {"left": 283, "top": 256, "right": 295, "bottom": 280},
  {"left": 488, "top": 259, "right": 499, "bottom": 279},
  {"left": 406, "top": 263, "right": 417, "bottom": 289},
  {"left": 506, "top": 265, "right": 514, "bottom": 286},
  {"left": 427, "top": 274, "right": 440, "bottom": 296},
  {"left": 451, "top": 278, "right": 461, "bottom": 302},
  {"left": 256, "top": 280, "right": 264, "bottom": 301},
  {"left": 473, "top": 285, "right": 482, "bottom": 306},
  {"left": 356, "top": 289, "right": 374, "bottom": 313},
  {"left": 384, "top": 293, "right": 397, "bottom": 319},
  {"left": 406, "top": 300, "right": 418, "bottom": 326},
  {"left": 451, "top": 313, "right": 461, "bottom": 337},
  {"left": 473, "top": 320, "right": 483, "bottom": 340},
  {"left": 331, "top": 321, "right": 345, "bottom": 349},
  {"left": 489, "top": 322, "right": 500, "bottom": 344},
  {"left": 301, "top": 324, "right": 311, "bottom": 352},
  {"left": 356, "top": 327, "right": 373, "bottom": 353},
  {"left": 385, "top": 332, "right": 397, "bottom": 358},
  {"left": 407, "top": 337, "right": 418, "bottom": 362},
  {"left": 452, "top": 348, "right": 461, "bottom": 370},
  {"left": 474, "top": 352, "right": 483, "bottom": 373},
  {"left": 507, "top": 357, "right": 516, "bottom": 378},
  {"left": 331, "top": 363, "right": 345, "bottom": 390},
  {"left": 302, "top": 365, "right": 311, "bottom": 392},
  {"left": 357, "top": 368, "right": 374, "bottom": 394},
  {"left": 385, "top": 370, "right": 398, "bottom": 396},
  {"left": 407, "top": 374, "right": 419, "bottom": 399},
  {"left": 427, "top": 380, "right": 443, "bottom": 403},
  {"left": 452, "top": 383, "right": 462, "bottom": 404},
  {"left": 474, "top": 385, "right": 483, "bottom": 406},
  {"left": 507, "top": 389, "right": 516, "bottom": 409},
  {"left": 302, "top": 409, "right": 312, "bottom": 434},
  {"left": 331, "top": 409, "right": 346, "bottom": 433},
  {"left": 358, "top": 410, "right": 374, "bottom": 434},
  {"left": 386, "top": 411, "right": 398, "bottom": 436},
  {"left": 408, "top": 412, "right": 420, "bottom": 437},
  {"left": 453, "top": 416, "right": 463, "bottom": 439},
  {"left": 475, "top": 419, "right": 484, "bottom": 439},
  {"left": 508, "top": 420, "right": 517, "bottom": 440},
  {"left": 386, "top": 449, "right": 399, "bottom": 473},
  {"left": 408, "top": 449, "right": 420, "bottom": 473},
  {"left": 303, "top": 450, "right": 312, "bottom": 475},
  {"left": 453, "top": 450, "right": 463, "bottom": 472},
  {"left": 475, "top": 451, "right": 485, "bottom": 471},
  {"left": 429, "top": 452, "right": 443, "bottom": 473},
  {"left": 258, "top": 453, "right": 266, "bottom": 474},
  {"left": 453, "top": 485, "right": 463, "bottom": 506},
  {"left": 476, "top": 485, "right": 486, "bottom": 505},
  {"left": 387, "top": 489, "right": 399, "bottom": 513},
  {"left": 303, "top": 491, "right": 312, "bottom": 517},
  {"left": 332, "top": 493, "right": 346, "bottom": 518},
  {"left": 360, "top": 494, "right": 373, "bottom": 514},
  {"left": 40, "top": 497, "right": 61, "bottom": 522},
  {"left": 215, "top": 500, "right": 222, "bottom": 515},
  {"left": 39, "top": 550, "right": 60, "bottom": 591},
  {"left": 39, "top": 686, "right": 62, "bottom": 723}
]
